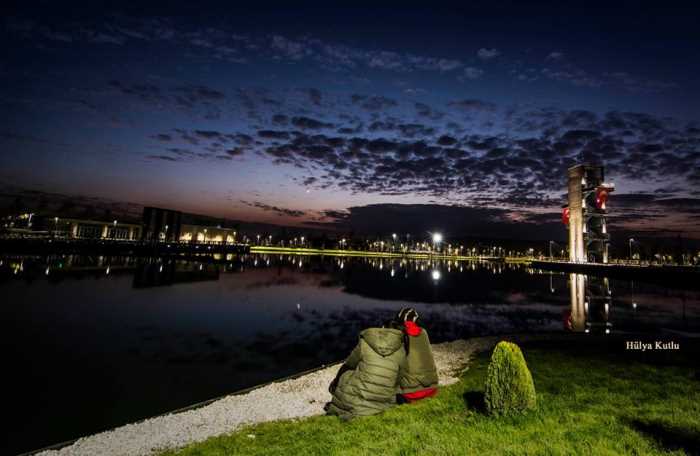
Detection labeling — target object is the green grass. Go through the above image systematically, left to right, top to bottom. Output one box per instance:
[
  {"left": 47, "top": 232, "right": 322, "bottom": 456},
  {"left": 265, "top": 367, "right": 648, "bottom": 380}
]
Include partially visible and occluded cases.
[{"left": 162, "top": 342, "right": 700, "bottom": 456}]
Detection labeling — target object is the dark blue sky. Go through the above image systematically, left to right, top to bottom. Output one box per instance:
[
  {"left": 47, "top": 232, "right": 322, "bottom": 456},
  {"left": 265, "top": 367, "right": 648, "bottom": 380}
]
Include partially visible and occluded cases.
[{"left": 2, "top": 1, "right": 700, "bottom": 237}]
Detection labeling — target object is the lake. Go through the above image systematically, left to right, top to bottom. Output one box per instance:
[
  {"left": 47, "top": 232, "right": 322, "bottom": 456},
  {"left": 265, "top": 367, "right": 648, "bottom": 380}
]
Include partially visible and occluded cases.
[{"left": 2, "top": 253, "right": 699, "bottom": 454}]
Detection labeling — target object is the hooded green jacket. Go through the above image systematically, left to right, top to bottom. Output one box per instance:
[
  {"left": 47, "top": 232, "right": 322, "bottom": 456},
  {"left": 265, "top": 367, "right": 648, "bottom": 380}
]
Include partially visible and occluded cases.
[
  {"left": 398, "top": 321, "right": 439, "bottom": 394},
  {"left": 327, "top": 327, "right": 406, "bottom": 419}
]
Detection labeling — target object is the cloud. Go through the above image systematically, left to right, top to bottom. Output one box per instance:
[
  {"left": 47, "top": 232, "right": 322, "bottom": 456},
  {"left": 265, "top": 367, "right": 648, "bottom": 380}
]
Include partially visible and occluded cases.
[
  {"left": 270, "top": 35, "right": 310, "bottom": 60},
  {"left": 477, "top": 48, "right": 500, "bottom": 59},
  {"left": 546, "top": 51, "right": 565, "bottom": 60},
  {"left": 408, "top": 56, "right": 463, "bottom": 72},
  {"left": 460, "top": 67, "right": 484, "bottom": 80},
  {"left": 541, "top": 67, "right": 602, "bottom": 88},
  {"left": 604, "top": 72, "right": 680, "bottom": 93},
  {"left": 107, "top": 80, "right": 226, "bottom": 118},
  {"left": 305, "top": 88, "right": 322, "bottom": 106},
  {"left": 350, "top": 94, "right": 398, "bottom": 111},
  {"left": 448, "top": 99, "right": 497, "bottom": 112},
  {"left": 231, "top": 102, "right": 700, "bottom": 238},
  {"left": 414, "top": 102, "right": 444, "bottom": 120},
  {"left": 272, "top": 114, "right": 288, "bottom": 125},
  {"left": 291, "top": 116, "right": 334, "bottom": 129},
  {"left": 194, "top": 130, "right": 222, "bottom": 139},
  {"left": 258, "top": 130, "right": 290, "bottom": 140},
  {"left": 226, "top": 148, "right": 244, "bottom": 157},
  {"left": 147, "top": 155, "right": 179, "bottom": 162},
  {"left": 241, "top": 200, "right": 306, "bottom": 217},
  {"left": 315, "top": 203, "right": 564, "bottom": 240}
]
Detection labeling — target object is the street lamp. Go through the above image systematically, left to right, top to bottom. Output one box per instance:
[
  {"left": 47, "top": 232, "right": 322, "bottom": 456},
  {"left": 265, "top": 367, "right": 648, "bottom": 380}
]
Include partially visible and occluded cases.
[
  {"left": 432, "top": 232, "right": 443, "bottom": 253},
  {"left": 629, "top": 238, "right": 635, "bottom": 262}
]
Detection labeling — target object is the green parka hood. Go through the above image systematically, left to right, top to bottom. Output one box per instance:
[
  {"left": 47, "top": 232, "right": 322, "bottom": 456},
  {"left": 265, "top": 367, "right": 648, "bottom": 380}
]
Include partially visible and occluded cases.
[
  {"left": 326, "top": 327, "right": 407, "bottom": 419},
  {"left": 360, "top": 328, "right": 404, "bottom": 356}
]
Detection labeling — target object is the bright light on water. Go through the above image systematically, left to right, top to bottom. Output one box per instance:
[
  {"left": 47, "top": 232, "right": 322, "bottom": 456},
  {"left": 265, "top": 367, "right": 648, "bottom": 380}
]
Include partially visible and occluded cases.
[{"left": 431, "top": 269, "right": 441, "bottom": 281}]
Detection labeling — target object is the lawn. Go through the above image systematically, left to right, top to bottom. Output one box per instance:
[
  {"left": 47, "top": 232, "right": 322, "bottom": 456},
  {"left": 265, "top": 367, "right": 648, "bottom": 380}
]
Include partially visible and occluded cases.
[{"left": 162, "top": 339, "right": 700, "bottom": 455}]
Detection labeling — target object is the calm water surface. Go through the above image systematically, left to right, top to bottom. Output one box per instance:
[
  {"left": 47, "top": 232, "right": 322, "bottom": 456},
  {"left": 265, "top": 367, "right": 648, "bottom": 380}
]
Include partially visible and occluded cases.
[{"left": 2, "top": 253, "right": 699, "bottom": 454}]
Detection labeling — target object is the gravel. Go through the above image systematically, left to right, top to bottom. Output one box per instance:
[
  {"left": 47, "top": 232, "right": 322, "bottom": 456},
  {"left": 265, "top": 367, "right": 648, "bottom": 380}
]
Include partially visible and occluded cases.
[{"left": 34, "top": 333, "right": 551, "bottom": 456}]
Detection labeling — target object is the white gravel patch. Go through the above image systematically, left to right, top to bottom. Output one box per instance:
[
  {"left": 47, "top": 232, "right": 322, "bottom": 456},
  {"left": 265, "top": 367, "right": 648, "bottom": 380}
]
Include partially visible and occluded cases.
[{"left": 34, "top": 333, "right": 552, "bottom": 456}]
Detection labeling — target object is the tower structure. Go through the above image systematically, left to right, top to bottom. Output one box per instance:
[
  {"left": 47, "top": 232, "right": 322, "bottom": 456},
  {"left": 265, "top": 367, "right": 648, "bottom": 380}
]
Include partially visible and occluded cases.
[{"left": 563, "top": 164, "right": 614, "bottom": 263}]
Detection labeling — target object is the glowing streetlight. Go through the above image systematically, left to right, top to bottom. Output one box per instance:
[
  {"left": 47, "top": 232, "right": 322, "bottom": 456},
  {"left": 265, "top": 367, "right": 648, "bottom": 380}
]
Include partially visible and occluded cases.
[
  {"left": 432, "top": 232, "right": 443, "bottom": 244},
  {"left": 628, "top": 238, "right": 635, "bottom": 261}
]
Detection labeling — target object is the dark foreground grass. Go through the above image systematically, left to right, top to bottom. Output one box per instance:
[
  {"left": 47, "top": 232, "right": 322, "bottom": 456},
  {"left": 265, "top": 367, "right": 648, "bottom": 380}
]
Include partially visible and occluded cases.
[{"left": 162, "top": 340, "right": 700, "bottom": 456}]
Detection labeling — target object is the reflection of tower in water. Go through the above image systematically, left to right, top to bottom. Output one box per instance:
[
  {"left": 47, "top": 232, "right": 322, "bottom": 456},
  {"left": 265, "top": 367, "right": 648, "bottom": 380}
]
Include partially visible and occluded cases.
[{"left": 567, "top": 273, "right": 613, "bottom": 334}]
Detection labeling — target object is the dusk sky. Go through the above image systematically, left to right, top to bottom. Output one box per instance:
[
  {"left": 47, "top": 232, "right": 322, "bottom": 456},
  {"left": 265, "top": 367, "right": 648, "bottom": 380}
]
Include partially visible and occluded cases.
[{"left": 2, "top": 1, "right": 700, "bottom": 238}]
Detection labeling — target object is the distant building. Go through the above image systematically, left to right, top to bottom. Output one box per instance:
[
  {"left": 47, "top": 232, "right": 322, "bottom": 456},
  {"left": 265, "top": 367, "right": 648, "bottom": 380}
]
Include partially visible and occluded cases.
[
  {"left": 2, "top": 207, "right": 241, "bottom": 245},
  {"left": 141, "top": 207, "right": 238, "bottom": 244},
  {"left": 142, "top": 207, "right": 182, "bottom": 242},
  {"left": 1, "top": 213, "right": 141, "bottom": 240},
  {"left": 178, "top": 224, "right": 237, "bottom": 244}
]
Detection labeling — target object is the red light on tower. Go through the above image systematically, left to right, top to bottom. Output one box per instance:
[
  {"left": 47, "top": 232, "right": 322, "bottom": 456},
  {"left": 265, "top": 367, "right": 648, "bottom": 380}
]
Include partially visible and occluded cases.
[
  {"left": 596, "top": 188, "right": 609, "bottom": 209},
  {"left": 562, "top": 207, "right": 570, "bottom": 225}
]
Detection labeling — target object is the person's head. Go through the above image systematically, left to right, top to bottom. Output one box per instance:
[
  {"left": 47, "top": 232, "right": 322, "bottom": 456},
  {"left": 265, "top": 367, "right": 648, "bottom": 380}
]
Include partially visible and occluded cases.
[{"left": 396, "top": 307, "right": 419, "bottom": 324}]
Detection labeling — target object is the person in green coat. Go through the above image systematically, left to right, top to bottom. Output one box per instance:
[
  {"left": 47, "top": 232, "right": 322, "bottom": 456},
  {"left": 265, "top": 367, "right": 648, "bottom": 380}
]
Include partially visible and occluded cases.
[
  {"left": 395, "top": 307, "right": 439, "bottom": 402},
  {"left": 326, "top": 324, "right": 406, "bottom": 419}
]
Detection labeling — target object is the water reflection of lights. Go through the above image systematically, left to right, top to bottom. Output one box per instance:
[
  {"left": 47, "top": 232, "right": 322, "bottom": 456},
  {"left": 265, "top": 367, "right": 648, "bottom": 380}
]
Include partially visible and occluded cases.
[
  {"left": 390, "top": 268, "right": 395, "bottom": 277},
  {"left": 431, "top": 270, "right": 441, "bottom": 281}
]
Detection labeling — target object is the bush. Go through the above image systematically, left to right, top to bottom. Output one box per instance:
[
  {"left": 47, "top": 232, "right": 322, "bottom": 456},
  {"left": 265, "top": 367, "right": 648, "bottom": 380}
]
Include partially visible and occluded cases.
[{"left": 484, "top": 341, "right": 536, "bottom": 416}]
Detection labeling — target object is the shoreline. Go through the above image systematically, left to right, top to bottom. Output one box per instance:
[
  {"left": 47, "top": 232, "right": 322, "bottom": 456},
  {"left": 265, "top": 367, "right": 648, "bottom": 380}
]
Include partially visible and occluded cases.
[{"left": 29, "top": 333, "right": 556, "bottom": 456}]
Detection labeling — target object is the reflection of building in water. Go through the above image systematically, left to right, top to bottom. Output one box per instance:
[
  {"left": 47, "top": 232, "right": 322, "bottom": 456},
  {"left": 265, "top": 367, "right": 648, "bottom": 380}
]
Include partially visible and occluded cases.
[
  {"left": 564, "top": 164, "right": 614, "bottom": 263},
  {"left": 132, "top": 260, "right": 220, "bottom": 288},
  {"left": 567, "top": 273, "right": 613, "bottom": 333}
]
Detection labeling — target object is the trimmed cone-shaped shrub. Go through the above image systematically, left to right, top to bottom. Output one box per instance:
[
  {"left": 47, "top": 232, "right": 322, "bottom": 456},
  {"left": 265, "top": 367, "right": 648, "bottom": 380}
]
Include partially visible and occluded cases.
[{"left": 484, "top": 341, "right": 536, "bottom": 416}]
